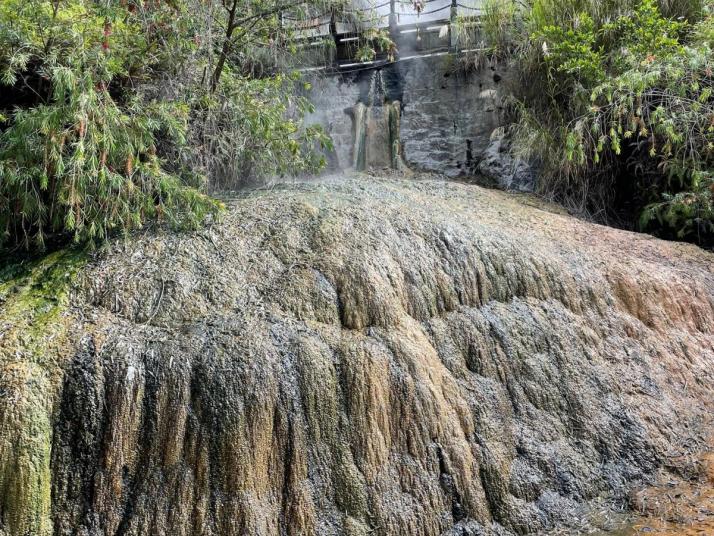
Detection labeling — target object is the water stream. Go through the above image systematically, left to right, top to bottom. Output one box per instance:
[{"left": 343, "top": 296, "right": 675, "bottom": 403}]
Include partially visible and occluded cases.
[{"left": 352, "top": 70, "right": 403, "bottom": 171}]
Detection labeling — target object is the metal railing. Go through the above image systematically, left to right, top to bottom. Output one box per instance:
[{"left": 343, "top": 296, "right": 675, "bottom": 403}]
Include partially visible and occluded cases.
[{"left": 284, "top": 0, "right": 484, "bottom": 71}]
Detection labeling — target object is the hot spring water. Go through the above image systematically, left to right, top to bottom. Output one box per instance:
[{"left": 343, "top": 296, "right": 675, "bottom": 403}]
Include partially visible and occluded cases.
[{"left": 352, "top": 70, "right": 403, "bottom": 171}]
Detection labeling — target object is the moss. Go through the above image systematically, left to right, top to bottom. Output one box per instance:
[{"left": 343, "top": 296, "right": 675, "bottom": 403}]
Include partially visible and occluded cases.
[
  {"left": 0, "top": 249, "right": 85, "bottom": 367},
  {"left": 0, "top": 250, "right": 86, "bottom": 536},
  {"left": 0, "top": 364, "right": 53, "bottom": 536},
  {"left": 334, "top": 444, "right": 368, "bottom": 519}
]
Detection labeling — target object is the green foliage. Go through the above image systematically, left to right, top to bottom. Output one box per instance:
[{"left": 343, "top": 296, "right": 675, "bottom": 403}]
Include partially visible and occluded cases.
[
  {"left": 0, "top": 0, "right": 341, "bottom": 251},
  {"left": 0, "top": 0, "right": 222, "bottom": 250},
  {"left": 482, "top": 0, "right": 517, "bottom": 56},
  {"left": 507, "top": 0, "right": 714, "bottom": 246},
  {"left": 603, "top": 0, "right": 687, "bottom": 67},
  {"left": 536, "top": 13, "right": 605, "bottom": 86},
  {"left": 353, "top": 29, "right": 395, "bottom": 63},
  {"left": 0, "top": 68, "right": 222, "bottom": 249},
  {"left": 196, "top": 74, "right": 332, "bottom": 188},
  {"left": 640, "top": 170, "right": 714, "bottom": 241}
]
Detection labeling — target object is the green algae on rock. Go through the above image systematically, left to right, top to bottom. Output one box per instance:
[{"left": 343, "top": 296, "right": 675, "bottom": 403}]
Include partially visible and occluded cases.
[
  {"left": 1, "top": 175, "right": 713, "bottom": 535},
  {"left": 0, "top": 251, "right": 86, "bottom": 536}
]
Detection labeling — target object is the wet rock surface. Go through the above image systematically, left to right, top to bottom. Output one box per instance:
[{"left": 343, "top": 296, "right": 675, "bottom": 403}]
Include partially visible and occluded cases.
[
  {"left": 305, "top": 56, "right": 504, "bottom": 176},
  {"left": 477, "top": 127, "right": 537, "bottom": 192},
  {"left": 1, "top": 174, "right": 713, "bottom": 535},
  {"left": 629, "top": 446, "right": 714, "bottom": 534}
]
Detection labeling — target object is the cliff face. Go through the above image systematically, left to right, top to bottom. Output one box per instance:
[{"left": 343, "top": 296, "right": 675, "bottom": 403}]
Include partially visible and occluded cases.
[{"left": 1, "top": 175, "right": 713, "bottom": 536}]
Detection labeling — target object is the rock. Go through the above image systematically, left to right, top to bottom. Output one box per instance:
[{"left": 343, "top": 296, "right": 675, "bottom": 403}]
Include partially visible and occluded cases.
[
  {"left": 305, "top": 55, "right": 504, "bottom": 177},
  {"left": 478, "top": 127, "right": 537, "bottom": 192},
  {"left": 0, "top": 175, "right": 713, "bottom": 536}
]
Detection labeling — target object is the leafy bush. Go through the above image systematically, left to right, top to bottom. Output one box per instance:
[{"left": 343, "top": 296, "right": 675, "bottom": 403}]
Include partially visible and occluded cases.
[
  {"left": 0, "top": 0, "right": 339, "bottom": 251},
  {"left": 0, "top": 0, "right": 224, "bottom": 250},
  {"left": 176, "top": 0, "right": 337, "bottom": 188},
  {"left": 482, "top": 0, "right": 518, "bottom": 57},
  {"left": 501, "top": 0, "right": 714, "bottom": 246},
  {"left": 538, "top": 13, "right": 604, "bottom": 86},
  {"left": 193, "top": 74, "right": 331, "bottom": 190},
  {"left": 641, "top": 171, "right": 713, "bottom": 241}
]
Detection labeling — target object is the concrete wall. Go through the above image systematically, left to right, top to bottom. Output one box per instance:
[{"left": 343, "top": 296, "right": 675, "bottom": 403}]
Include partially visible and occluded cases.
[
  {"left": 304, "top": 54, "right": 507, "bottom": 177},
  {"left": 305, "top": 75, "right": 362, "bottom": 171}
]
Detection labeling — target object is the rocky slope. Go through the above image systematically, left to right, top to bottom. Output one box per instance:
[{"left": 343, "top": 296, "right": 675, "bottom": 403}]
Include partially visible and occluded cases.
[{"left": 1, "top": 174, "right": 713, "bottom": 536}]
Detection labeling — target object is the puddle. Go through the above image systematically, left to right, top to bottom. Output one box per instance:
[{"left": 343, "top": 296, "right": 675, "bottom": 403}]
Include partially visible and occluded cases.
[{"left": 626, "top": 451, "right": 714, "bottom": 535}]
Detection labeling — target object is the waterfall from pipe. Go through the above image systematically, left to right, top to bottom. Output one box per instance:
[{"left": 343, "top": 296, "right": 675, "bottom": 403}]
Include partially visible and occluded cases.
[{"left": 352, "top": 70, "right": 403, "bottom": 171}]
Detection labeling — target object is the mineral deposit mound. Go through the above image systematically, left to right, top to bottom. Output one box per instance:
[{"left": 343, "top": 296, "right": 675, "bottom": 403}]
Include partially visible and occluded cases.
[{"left": 1, "top": 175, "right": 713, "bottom": 535}]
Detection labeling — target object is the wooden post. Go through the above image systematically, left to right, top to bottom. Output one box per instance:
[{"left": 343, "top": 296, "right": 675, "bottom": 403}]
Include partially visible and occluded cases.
[
  {"left": 389, "top": 0, "right": 397, "bottom": 43},
  {"left": 450, "top": 0, "right": 458, "bottom": 52},
  {"left": 330, "top": 9, "right": 339, "bottom": 68}
]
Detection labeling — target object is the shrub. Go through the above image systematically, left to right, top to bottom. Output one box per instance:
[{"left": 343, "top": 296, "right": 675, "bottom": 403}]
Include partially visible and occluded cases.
[
  {"left": 0, "top": 0, "right": 222, "bottom": 250},
  {"left": 0, "top": 0, "right": 339, "bottom": 251},
  {"left": 482, "top": 0, "right": 518, "bottom": 57},
  {"left": 506, "top": 0, "right": 714, "bottom": 246},
  {"left": 537, "top": 13, "right": 604, "bottom": 86},
  {"left": 0, "top": 69, "right": 222, "bottom": 249},
  {"left": 193, "top": 74, "right": 332, "bottom": 190}
]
